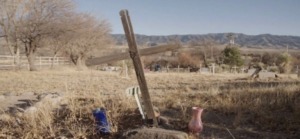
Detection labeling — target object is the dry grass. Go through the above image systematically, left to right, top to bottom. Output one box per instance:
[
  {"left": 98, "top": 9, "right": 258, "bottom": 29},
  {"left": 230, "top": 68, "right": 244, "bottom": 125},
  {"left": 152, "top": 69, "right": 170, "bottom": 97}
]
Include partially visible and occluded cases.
[{"left": 0, "top": 69, "right": 299, "bottom": 138}]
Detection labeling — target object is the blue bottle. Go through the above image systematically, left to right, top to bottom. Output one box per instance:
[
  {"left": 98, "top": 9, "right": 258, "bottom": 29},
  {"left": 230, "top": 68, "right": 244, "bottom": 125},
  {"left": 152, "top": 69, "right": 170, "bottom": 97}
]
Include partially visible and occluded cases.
[{"left": 93, "top": 108, "right": 111, "bottom": 134}]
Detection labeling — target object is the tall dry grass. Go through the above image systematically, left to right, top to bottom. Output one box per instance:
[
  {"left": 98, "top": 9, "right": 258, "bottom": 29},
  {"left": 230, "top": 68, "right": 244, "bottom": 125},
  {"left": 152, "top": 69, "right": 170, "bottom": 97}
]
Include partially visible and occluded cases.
[{"left": 0, "top": 70, "right": 299, "bottom": 138}]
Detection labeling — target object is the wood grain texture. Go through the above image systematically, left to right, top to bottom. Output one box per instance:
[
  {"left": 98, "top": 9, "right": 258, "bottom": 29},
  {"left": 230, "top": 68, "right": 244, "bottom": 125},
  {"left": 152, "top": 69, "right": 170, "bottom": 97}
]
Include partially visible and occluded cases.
[
  {"left": 120, "top": 9, "right": 158, "bottom": 126},
  {"left": 85, "top": 44, "right": 179, "bottom": 66}
]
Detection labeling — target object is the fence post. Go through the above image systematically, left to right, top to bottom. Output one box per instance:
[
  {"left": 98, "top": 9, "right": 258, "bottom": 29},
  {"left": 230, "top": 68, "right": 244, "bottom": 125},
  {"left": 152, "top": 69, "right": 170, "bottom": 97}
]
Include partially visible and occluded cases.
[
  {"left": 12, "top": 55, "right": 15, "bottom": 69},
  {"left": 39, "top": 57, "right": 42, "bottom": 69},
  {"left": 48, "top": 57, "right": 51, "bottom": 67},
  {"left": 27, "top": 61, "right": 30, "bottom": 70},
  {"left": 125, "top": 61, "right": 128, "bottom": 78},
  {"left": 199, "top": 63, "right": 202, "bottom": 73},
  {"left": 212, "top": 63, "right": 215, "bottom": 75},
  {"left": 167, "top": 64, "right": 169, "bottom": 73},
  {"left": 297, "top": 65, "right": 299, "bottom": 78}
]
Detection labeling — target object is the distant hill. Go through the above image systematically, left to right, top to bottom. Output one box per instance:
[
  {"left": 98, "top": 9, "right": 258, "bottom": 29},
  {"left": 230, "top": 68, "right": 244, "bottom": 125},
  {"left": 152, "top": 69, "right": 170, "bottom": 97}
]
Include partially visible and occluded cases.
[{"left": 112, "top": 33, "right": 300, "bottom": 49}]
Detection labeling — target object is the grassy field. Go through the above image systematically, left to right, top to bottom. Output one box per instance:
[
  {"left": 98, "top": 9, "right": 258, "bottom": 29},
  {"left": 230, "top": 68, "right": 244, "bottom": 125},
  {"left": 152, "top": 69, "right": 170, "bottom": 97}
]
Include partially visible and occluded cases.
[{"left": 0, "top": 69, "right": 299, "bottom": 138}]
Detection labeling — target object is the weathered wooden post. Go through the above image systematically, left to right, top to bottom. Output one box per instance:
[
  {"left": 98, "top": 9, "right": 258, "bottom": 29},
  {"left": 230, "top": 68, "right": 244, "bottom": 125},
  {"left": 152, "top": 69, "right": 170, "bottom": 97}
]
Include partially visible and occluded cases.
[
  {"left": 120, "top": 10, "right": 158, "bottom": 126},
  {"left": 12, "top": 55, "right": 15, "bottom": 69},
  {"left": 39, "top": 57, "right": 42, "bottom": 69},
  {"left": 48, "top": 57, "right": 51, "bottom": 68},
  {"left": 121, "top": 59, "right": 129, "bottom": 78},
  {"left": 125, "top": 61, "right": 128, "bottom": 78},
  {"left": 199, "top": 63, "right": 202, "bottom": 73},
  {"left": 212, "top": 63, "right": 215, "bottom": 75},
  {"left": 167, "top": 64, "right": 169, "bottom": 73},
  {"left": 297, "top": 65, "right": 300, "bottom": 78},
  {"left": 232, "top": 66, "right": 238, "bottom": 74},
  {"left": 241, "top": 67, "right": 246, "bottom": 73},
  {"left": 251, "top": 67, "right": 262, "bottom": 79}
]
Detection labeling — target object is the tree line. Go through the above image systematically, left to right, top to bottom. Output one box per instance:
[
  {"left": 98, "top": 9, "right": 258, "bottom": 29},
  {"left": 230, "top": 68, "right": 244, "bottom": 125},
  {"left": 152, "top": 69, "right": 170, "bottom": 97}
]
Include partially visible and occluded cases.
[
  {"left": 0, "top": 0, "right": 112, "bottom": 71},
  {"left": 149, "top": 38, "right": 296, "bottom": 74}
]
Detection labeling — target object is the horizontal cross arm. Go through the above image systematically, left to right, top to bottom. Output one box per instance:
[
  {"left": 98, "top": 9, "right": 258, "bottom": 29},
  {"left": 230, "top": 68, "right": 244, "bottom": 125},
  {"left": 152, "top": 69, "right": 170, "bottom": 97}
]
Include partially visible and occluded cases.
[{"left": 86, "top": 44, "right": 180, "bottom": 66}]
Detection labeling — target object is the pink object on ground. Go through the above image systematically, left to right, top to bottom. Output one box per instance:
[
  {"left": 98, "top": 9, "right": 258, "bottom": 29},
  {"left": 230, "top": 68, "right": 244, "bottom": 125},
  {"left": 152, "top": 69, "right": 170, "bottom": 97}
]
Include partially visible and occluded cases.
[{"left": 188, "top": 107, "right": 203, "bottom": 134}]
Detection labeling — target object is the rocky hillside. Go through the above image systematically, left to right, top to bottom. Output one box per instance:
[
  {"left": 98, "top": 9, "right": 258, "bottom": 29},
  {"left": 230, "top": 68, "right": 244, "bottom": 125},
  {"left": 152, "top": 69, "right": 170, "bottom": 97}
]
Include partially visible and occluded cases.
[{"left": 112, "top": 33, "right": 300, "bottom": 49}]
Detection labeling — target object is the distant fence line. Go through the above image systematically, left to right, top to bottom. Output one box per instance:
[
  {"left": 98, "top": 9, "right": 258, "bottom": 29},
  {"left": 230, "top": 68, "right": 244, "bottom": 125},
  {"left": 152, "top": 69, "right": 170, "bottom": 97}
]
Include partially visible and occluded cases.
[{"left": 0, "top": 55, "right": 70, "bottom": 70}]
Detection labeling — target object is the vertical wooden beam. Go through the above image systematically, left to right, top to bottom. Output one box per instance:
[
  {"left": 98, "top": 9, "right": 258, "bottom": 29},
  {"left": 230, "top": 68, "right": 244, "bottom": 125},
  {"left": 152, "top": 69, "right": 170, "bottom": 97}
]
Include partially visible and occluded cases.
[
  {"left": 120, "top": 10, "right": 158, "bottom": 127},
  {"left": 12, "top": 55, "right": 15, "bottom": 68},
  {"left": 39, "top": 57, "right": 41, "bottom": 69},
  {"left": 49, "top": 57, "right": 51, "bottom": 68},
  {"left": 199, "top": 63, "right": 202, "bottom": 73},
  {"left": 212, "top": 63, "right": 215, "bottom": 75},
  {"left": 297, "top": 65, "right": 300, "bottom": 78}
]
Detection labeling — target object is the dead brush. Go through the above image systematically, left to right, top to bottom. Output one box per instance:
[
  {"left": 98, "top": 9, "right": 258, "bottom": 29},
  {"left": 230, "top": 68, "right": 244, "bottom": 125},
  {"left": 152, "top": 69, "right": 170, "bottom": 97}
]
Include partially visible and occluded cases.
[
  {"left": 0, "top": 70, "right": 299, "bottom": 138},
  {"left": 0, "top": 78, "right": 134, "bottom": 138},
  {"left": 52, "top": 80, "right": 137, "bottom": 138},
  {"left": 207, "top": 83, "right": 300, "bottom": 133},
  {"left": 1, "top": 98, "right": 59, "bottom": 138},
  {"left": 23, "top": 104, "right": 55, "bottom": 138},
  {"left": 0, "top": 113, "right": 16, "bottom": 137}
]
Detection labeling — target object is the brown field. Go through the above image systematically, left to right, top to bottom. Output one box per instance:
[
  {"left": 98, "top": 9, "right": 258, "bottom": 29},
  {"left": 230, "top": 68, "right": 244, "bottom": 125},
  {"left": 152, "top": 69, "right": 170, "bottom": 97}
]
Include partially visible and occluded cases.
[
  {"left": 240, "top": 47, "right": 300, "bottom": 55},
  {"left": 0, "top": 69, "right": 299, "bottom": 138}
]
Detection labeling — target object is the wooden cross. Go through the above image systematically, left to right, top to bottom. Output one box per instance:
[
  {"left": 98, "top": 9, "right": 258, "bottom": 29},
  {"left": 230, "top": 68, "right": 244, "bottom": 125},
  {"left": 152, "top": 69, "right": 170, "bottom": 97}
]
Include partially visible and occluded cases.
[
  {"left": 120, "top": 9, "right": 158, "bottom": 126},
  {"left": 86, "top": 10, "right": 180, "bottom": 127}
]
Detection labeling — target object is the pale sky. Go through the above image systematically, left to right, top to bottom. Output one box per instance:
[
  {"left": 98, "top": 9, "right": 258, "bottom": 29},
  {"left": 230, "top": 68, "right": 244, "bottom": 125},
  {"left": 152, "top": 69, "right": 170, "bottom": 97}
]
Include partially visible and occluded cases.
[{"left": 74, "top": 0, "right": 300, "bottom": 36}]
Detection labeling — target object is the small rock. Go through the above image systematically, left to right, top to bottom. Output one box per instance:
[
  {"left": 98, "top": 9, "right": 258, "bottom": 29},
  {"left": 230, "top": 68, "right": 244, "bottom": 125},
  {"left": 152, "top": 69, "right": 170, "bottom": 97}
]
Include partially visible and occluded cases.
[
  {"left": 259, "top": 72, "right": 276, "bottom": 79},
  {"left": 3, "top": 92, "right": 12, "bottom": 96},
  {"left": 23, "top": 92, "right": 34, "bottom": 96},
  {"left": 0, "top": 95, "right": 5, "bottom": 100},
  {"left": 25, "top": 106, "right": 37, "bottom": 114},
  {"left": 154, "top": 106, "right": 160, "bottom": 117},
  {"left": 15, "top": 112, "right": 23, "bottom": 117},
  {"left": 0, "top": 114, "right": 11, "bottom": 122},
  {"left": 159, "top": 116, "right": 171, "bottom": 127},
  {"left": 16, "top": 118, "right": 21, "bottom": 125},
  {"left": 121, "top": 128, "right": 188, "bottom": 139},
  {"left": 58, "top": 136, "right": 68, "bottom": 139}
]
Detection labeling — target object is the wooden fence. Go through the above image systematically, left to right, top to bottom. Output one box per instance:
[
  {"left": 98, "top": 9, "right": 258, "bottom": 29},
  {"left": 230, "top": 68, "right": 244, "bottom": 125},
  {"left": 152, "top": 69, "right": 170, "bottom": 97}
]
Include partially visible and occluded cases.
[{"left": 0, "top": 55, "right": 70, "bottom": 70}]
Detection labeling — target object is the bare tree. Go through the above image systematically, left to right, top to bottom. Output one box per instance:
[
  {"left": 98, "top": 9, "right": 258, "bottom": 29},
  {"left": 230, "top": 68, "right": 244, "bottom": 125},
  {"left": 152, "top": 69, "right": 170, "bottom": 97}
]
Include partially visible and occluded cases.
[
  {"left": 0, "top": 0, "right": 22, "bottom": 67},
  {"left": 0, "top": 0, "right": 14, "bottom": 55},
  {"left": 1, "top": 0, "right": 110, "bottom": 71},
  {"left": 16, "top": 0, "right": 74, "bottom": 71},
  {"left": 65, "top": 14, "right": 112, "bottom": 70},
  {"left": 44, "top": 15, "right": 75, "bottom": 68},
  {"left": 44, "top": 34, "right": 70, "bottom": 68},
  {"left": 193, "top": 38, "right": 217, "bottom": 67},
  {"left": 178, "top": 52, "right": 201, "bottom": 68}
]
